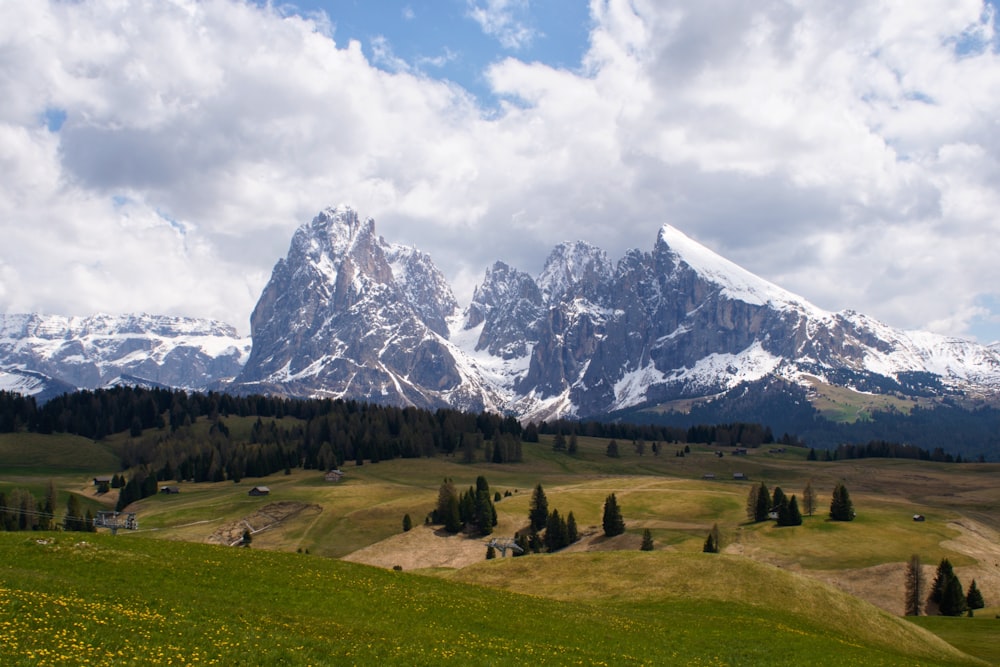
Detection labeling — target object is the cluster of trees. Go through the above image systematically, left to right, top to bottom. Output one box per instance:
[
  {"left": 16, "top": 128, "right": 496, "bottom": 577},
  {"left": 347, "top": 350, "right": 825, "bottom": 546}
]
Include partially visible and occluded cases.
[
  {"left": 2, "top": 388, "right": 531, "bottom": 509},
  {"left": 430, "top": 477, "right": 498, "bottom": 536},
  {"left": 0, "top": 482, "right": 95, "bottom": 533},
  {"left": 745, "top": 482, "right": 804, "bottom": 526},
  {"left": 512, "top": 484, "right": 579, "bottom": 554},
  {"left": 907, "top": 556, "right": 987, "bottom": 616}
]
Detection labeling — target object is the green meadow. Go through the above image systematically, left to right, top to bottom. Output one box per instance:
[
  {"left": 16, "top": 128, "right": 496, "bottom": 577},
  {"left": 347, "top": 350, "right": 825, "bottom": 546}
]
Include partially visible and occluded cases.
[{"left": 0, "top": 428, "right": 998, "bottom": 664}]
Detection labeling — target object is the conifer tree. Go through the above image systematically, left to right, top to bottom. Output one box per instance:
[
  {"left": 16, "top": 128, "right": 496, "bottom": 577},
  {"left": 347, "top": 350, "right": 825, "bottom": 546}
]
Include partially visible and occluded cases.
[
  {"left": 568, "top": 433, "right": 578, "bottom": 455},
  {"left": 606, "top": 439, "right": 619, "bottom": 458},
  {"left": 434, "top": 478, "right": 456, "bottom": 524},
  {"left": 41, "top": 480, "right": 56, "bottom": 531},
  {"left": 802, "top": 480, "right": 817, "bottom": 516},
  {"left": 751, "top": 482, "right": 771, "bottom": 523},
  {"left": 828, "top": 482, "right": 854, "bottom": 521},
  {"left": 529, "top": 483, "right": 548, "bottom": 532},
  {"left": 745, "top": 483, "right": 760, "bottom": 522},
  {"left": 771, "top": 486, "right": 787, "bottom": 520},
  {"left": 602, "top": 493, "right": 625, "bottom": 537},
  {"left": 64, "top": 494, "right": 84, "bottom": 532},
  {"left": 443, "top": 494, "right": 463, "bottom": 534},
  {"left": 782, "top": 495, "right": 802, "bottom": 526},
  {"left": 544, "top": 509, "right": 569, "bottom": 552},
  {"left": 566, "top": 511, "right": 578, "bottom": 543},
  {"left": 402, "top": 513, "right": 412, "bottom": 532},
  {"left": 703, "top": 523, "right": 721, "bottom": 553},
  {"left": 640, "top": 528, "right": 654, "bottom": 551},
  {"left": 486, "top": 545, "right": 496, "bottom": 560},
  {"left": 904, "top": 554, "right": 924, "bottom": 616},
  {"left": 939, "top": 572, "right": 968, "bottom": 616},
  {"left": 966, "top": 579, "right": 985, "bottom": 610}
]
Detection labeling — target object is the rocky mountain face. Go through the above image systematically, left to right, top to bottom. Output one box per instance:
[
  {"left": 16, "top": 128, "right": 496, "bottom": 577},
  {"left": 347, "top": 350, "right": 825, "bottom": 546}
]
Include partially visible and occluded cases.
[
  {"left": 235, "top": 206, "right": 1000, "bottom": 421},
  {"left": 231, "top": 207, "right": 500, "bottom": 411},
  {"left": 0, "top": 313, "right": 250, "bottom": 397}
]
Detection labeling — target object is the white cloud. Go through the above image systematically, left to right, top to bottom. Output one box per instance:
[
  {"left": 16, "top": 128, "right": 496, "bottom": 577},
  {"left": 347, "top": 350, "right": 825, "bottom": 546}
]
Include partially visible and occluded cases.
[
  {"left": 1, "top": 0, "right": 999, "bottom": 343},
  {"left": 466, "top": 0, "right": 539, "bottom": 50}
]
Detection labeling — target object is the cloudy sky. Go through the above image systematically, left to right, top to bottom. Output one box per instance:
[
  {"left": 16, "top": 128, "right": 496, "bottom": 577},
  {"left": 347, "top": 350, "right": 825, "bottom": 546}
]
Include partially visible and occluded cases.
[{"left": 2, "top": 1, "right": 1000, "bottom": 343}]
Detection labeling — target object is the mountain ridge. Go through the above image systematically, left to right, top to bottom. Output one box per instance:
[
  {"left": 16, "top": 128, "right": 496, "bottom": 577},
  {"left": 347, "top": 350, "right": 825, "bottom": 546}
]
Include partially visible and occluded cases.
[{"left": 3, "top": 207, "right": 999, "bottom": 427}]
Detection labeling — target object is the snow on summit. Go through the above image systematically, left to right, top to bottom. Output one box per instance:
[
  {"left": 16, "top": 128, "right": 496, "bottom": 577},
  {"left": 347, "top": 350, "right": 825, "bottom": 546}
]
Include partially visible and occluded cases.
[{"left": 657, "top": 224, "right": 827, "bottom": 318}]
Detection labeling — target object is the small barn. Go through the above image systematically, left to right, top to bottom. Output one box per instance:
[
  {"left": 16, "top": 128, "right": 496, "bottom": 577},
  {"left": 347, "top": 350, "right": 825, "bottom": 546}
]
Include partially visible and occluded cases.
[
  {"left": 324, "top": 469, "right": 345, "bottom": 482},
  {"left": 733, "top": 472, "right": 748, "bottom": 480},
  {"left": 702, "top": 473, "right": 716, "bottom": 480},
  {"left": 93, "top": 475, "right": 113, "bottom": 487},
  {"left": 159, "top": 486, "right": 180, "bottom": 495},
  {"left": 248, "top": 486, "right": 270, "bottom": 497},
  {"left": 913, "top": 514, "right": 926, "bottom": 522}
]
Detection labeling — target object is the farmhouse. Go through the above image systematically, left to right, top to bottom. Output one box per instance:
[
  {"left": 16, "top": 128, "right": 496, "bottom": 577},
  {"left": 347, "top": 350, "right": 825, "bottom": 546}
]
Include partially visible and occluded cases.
[
  {"left": 324, "top": 469, "right": 345, "bottom": 482},
  {"left": 733, "top": 472, "right": 748, "bottom": 480},
  {"left": 93, "top": 475, "right": 112, "bottom": 487},
  {"left": 159, "top": 486, "right": 180, "bottom": 494},
  {"left": 249, "top": 486, "right": 270, "bottom": 497}
]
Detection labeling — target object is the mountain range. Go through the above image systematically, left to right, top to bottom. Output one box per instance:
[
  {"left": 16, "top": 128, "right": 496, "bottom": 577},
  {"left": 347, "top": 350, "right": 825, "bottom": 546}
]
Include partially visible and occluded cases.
[{"left": 5, "top": 206, "right": 1000, "bottom": 429}]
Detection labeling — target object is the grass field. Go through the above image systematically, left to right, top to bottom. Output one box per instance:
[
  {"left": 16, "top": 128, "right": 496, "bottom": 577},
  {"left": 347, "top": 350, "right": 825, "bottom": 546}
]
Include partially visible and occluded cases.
[
  {"left": 1, "top": 427, "right": 999, "bottom": 664},
  {"left": 0, "top": 533, "right": 985, "bottom": 666}
]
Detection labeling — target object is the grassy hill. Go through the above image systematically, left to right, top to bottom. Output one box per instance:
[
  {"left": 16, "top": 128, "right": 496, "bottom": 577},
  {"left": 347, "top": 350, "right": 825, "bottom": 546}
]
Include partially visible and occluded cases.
[
  {"left": 0, "top": 428, "right": 998, "bottom": 664},
  {"left": 0, "top": 533, "right": 984, "bottom": 666}
]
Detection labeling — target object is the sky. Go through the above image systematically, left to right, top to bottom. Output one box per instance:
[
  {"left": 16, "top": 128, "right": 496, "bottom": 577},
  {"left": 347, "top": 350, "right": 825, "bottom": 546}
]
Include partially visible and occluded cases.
[{"left": 2, "top": 1, "right": 1000, "bottom": 343}]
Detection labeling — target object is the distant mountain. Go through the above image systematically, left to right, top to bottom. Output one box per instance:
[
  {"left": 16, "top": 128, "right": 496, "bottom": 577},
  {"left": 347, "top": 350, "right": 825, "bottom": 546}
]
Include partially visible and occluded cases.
[
  {"left": 231, "top": 206, "right": 503, "bottom": 412},
  {"left": 235, "top": 206, "right": 1000, "bottom": 423},
  {"left": 0, "top": 313, "right": 250, "bottom": 396}
]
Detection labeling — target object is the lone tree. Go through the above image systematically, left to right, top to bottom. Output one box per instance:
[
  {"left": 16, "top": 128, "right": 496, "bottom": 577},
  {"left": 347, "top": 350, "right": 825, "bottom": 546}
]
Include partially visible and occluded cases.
[
  {"left": 606, "top": 440, "right": 620, "bottom": 458},
  {"left": 802, "top": 480, "right": 817, "bottom": 516},
  {"left": 828, "top": 482, "right": 855, "bottom": 521},
  {"left": 529, "top": 483, "right": 549, "bottom": 533},
  {"left": 602, "top": 493, "right": 625, "bottom": 537},
  {"left": 402, "top": 513, "right": 412, "bottom": 532},
  {"left": 703, "top": 523, "right": 720, "bottom": 553},
  {"left": 640, "top": 528, "right": 654, "bottom": 551},
  {"left": 904, "top": 554, "right": 925, "bottom": 616}
]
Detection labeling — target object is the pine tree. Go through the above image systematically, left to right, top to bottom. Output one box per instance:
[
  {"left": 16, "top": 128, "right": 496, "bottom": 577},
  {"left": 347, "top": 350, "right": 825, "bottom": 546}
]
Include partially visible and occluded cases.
[
  {"left": 552, "top": 432, "right": 566, "bottom": 452},
  {"left": 568, "top": 433, "right": 578, "bottom": 455},
  {"left": 606, "top": 439, "right": 619, "bottom": 458},
  {"left": 434, "top": 478, "right": 456, "bottom": 524},
  {"left": 41, "top": 480, "right": 56, "bottom": 531},
  {"left": 802, "top": 480, "right": 816, "bottom": 516},
  {"left": 828, "top": 482, "right": 854, "bottom": 521},
  {"left": 529, "top": 483, "right": 548, "bottom": 532},
  {"left": 745, "top": 483, "right": 760, "bottom": 522},
  {"left": 752, "top": 483, "right": 771, "bottom": 523},
  {"left": 771, "top": 486, "right": 787, "bottom": 520},
  {"left": 602, "top": 493, "right": 625, "bottom": 537},
  {"left": 64, "top": 494, "right": 84, "bottom": 532},
  {"left": 443, "top": 494, "right": 462, "bottom": 534},
  {"left": 782, "top": 495, "right": 802, "bottom": 526},
  {"left": 544, "top": 509, "right": 569, "bottom": 552},
  {"left": 566, "top": 511, "right": 578, "bottom": 543},
  {"left": 402, "top": 513, "right": 412, "bottom": 532},
  {"left": 703, "top": 523, "right": 721, "bottom": 553},
  {"left": 640, "top": 528, "right": 654, "bottom": 551},
  {"left": 486, "top": 545, "right": 496, "bottom": 560},
  {"left": 904, "top": 554, "right": 924, "bottom": 616},
  {"left": 928, "top": 558, "right": 955, "bottom": 606},
  {"left": 939, "top": 572, "right": 968, "bottom": 616},
  {"left": 966, "top": 579, "right": 985, "bottom": 610}
]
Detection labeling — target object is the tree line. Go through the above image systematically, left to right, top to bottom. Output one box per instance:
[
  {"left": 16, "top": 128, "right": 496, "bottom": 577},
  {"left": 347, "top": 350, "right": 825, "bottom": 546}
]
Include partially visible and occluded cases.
[{"left": 0, "top": 481, "right": 97, "bottom": 533}]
